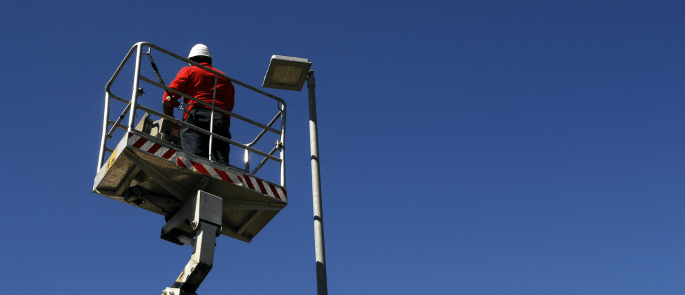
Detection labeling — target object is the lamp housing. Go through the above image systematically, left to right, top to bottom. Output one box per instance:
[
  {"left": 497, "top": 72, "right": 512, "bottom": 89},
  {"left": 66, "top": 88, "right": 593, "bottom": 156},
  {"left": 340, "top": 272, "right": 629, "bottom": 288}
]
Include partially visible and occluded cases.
[{"left": 262, "top": 55, "right": 312, "bottom": 91}]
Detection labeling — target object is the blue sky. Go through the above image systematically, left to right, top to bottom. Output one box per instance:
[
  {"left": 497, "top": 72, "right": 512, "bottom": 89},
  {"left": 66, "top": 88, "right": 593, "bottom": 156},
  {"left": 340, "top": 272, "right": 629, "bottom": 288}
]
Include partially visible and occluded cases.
[{"left": 1, "top": 0, "right": 683, "bottom": 294}]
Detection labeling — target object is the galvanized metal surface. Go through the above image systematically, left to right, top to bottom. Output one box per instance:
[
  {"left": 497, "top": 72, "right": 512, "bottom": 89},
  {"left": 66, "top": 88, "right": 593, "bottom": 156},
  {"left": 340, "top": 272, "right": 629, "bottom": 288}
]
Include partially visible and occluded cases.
[
  {"left": 127, "top": 43, "right": 143, "bottom": 133},
  {"left": 308, "top": 71, "right": 329, "bottom": 295},
  {"left": 97, "top": 92, "right": 111, "bottom": 170},
  {"left": 279, "top": 101, "right": 286, "bottom": 186}
]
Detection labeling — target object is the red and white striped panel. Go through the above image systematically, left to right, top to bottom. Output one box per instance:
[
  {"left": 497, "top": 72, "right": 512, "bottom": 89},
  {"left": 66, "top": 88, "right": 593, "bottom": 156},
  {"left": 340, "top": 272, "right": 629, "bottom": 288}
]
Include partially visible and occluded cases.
[
  {"left": 127, "top": 133, "right": 286, "bottom": 201},
  {"left": 128, "top": 133, "right": 179, "bottom": 162},
  {"left": 175, "top": 155, "right": 243, "bottom": 185},
  {"left": 242, "top": 174, "right": 287, "bottom": 201}
]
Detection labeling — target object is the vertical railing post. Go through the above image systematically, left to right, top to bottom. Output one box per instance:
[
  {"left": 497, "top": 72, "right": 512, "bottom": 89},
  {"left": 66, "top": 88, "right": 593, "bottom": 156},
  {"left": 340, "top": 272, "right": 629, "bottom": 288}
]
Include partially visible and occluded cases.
[
  {"left": 127, "top": 44, "right": 144, "bottom": 132},
  {"left": 307, "top": 70, "right": 328, "bottom": 295},
  {"left": 209, "top": 74, "right": 218, "bottom": 162},
  {"left": 97, "top": 92, "right": 111, "bottom": 172},
  {"left": 279, "top": 102, "right": 286, "bottom": 187},
  {"left": 244, "top": 150, "right": 250, "bottom": 172}
]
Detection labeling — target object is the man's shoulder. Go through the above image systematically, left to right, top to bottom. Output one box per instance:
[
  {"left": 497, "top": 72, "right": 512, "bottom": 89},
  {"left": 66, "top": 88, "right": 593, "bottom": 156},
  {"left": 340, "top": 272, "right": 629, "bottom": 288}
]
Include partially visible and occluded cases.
[{"left": 177, "top": 66, "right": 194, "bottom": 75}]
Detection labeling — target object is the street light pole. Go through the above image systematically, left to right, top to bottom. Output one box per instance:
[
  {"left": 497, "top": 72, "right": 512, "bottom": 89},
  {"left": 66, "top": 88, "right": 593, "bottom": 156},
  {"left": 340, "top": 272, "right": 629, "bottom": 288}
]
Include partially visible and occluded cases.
[
  {"left": 262, "top": 57, "right": 327, "bottom": 294},
  {"left": 307, "top": 70, "right": 328, "bottom": 295}
]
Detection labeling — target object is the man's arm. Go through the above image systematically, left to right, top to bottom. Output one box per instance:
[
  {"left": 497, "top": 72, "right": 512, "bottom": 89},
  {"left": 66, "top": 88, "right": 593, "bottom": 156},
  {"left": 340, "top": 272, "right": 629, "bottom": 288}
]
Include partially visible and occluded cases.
[
  {"left": 162, "top": 68, "right": 190, "bottom": 118},
  {"left": 162, "top": 98, "right": 175, "bottom": 117}
]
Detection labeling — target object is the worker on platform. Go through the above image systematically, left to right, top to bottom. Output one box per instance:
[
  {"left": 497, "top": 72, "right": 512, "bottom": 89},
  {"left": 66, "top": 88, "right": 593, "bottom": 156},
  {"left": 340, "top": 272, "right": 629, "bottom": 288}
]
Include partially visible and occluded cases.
[{"left": 162, "top": 44, "right": 235, "bottom": 166}]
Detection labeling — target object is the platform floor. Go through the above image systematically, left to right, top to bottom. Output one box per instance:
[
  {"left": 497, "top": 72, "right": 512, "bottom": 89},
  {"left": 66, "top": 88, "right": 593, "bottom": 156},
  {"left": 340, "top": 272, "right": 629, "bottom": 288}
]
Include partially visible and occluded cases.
[{"left": 93, "top": 131, "right": 287, "bottom": 243}]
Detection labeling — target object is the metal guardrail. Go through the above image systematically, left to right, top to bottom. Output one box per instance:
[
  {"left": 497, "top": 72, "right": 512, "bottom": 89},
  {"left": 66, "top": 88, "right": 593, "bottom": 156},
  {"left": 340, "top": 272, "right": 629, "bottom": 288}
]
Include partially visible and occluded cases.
[{"left": 97, "top": 42, "right": 287, "bottom": 186}]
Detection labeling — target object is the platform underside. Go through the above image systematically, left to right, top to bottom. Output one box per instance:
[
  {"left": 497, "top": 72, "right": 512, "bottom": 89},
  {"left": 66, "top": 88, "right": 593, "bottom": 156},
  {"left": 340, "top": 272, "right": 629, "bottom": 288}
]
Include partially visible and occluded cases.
[{"left": 93, "top": 131, "right": 287, "bottom": 243}]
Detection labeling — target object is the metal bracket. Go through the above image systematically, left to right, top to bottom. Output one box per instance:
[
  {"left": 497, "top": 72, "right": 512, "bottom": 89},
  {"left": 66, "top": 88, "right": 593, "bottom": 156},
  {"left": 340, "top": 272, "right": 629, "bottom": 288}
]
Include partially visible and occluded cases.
[
  {"left": 135, "top": 86, "right": 145, "bottom": 97},
  {"left": 161, "top": 191, "right": 223, "bottom": 294}
]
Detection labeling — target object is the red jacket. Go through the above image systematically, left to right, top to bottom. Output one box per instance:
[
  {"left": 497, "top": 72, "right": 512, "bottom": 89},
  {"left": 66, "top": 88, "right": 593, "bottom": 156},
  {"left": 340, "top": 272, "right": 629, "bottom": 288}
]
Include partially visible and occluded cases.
[{"left": 163, "top": 62, "right": 235, "bottom": 121}]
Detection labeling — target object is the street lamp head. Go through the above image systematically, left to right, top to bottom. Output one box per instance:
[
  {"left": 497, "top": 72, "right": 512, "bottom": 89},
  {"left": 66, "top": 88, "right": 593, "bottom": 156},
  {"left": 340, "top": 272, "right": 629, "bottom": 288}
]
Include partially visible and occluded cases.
[{"left": 262, "top": 55, "right": 312, "bottom": 91}]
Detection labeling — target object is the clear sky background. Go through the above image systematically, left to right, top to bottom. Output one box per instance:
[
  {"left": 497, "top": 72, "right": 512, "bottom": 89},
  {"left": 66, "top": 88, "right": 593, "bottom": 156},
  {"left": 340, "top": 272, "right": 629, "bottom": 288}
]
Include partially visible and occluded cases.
[{"left": 1, "top": 0, "right": 683, "bottom": 294}]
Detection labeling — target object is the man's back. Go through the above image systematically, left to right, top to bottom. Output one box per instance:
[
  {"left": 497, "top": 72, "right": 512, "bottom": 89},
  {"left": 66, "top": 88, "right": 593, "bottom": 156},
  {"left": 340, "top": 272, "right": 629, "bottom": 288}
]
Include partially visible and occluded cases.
[{"left": 167, "top": 62, "right": 235, "bottom": 120}]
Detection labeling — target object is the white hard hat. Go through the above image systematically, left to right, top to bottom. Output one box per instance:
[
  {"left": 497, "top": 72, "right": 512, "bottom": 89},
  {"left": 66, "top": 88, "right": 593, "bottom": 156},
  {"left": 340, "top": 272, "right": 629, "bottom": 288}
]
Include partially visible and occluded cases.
[{"left": 188, "top": 44, "right": 212, "bottom": 59}]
